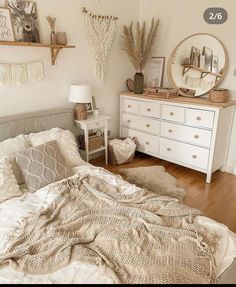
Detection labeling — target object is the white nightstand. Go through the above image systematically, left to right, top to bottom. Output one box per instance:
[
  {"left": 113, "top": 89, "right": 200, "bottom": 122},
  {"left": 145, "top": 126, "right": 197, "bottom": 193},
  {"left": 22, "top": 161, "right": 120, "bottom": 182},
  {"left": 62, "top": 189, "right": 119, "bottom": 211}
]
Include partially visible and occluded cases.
[{"left": 74, "top": 115, "right": 111, "bottom": 165}]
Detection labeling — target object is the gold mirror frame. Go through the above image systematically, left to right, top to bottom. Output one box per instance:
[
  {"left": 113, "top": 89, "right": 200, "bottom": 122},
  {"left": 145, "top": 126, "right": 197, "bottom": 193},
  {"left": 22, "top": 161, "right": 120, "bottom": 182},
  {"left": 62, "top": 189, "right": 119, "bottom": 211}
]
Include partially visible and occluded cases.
[{"left": 167, "top": 33, "right": 229, "bottom": 97}]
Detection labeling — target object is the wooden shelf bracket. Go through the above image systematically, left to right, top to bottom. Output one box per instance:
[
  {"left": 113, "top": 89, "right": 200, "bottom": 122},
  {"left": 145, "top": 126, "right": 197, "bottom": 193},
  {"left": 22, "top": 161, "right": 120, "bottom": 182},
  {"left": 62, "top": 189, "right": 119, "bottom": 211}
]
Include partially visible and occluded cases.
[{"left": 51, "top": 47, "right": 62, "bottom": 65}]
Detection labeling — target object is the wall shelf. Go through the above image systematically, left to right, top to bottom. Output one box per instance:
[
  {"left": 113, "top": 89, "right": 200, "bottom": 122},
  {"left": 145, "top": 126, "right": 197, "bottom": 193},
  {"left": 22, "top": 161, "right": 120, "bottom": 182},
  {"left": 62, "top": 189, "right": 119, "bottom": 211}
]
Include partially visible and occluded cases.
[
  {"left": 0, "top": 41, "right": 76, "bottom": 65},
  {"left": 181, "top": 64, "right": 222, "bottom": 82}
]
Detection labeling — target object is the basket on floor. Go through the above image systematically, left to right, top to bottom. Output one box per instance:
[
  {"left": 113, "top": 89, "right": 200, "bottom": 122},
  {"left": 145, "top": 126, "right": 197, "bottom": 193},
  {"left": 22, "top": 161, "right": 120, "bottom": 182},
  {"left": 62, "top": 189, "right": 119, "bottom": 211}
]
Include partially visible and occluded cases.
[{"left": 108, "top": 137, "right": 138, "bottom": 166}]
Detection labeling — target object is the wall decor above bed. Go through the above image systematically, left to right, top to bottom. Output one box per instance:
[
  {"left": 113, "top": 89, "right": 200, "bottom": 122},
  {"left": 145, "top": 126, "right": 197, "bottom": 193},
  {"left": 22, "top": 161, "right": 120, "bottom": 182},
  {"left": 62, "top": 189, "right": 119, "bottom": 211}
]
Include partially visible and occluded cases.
[
  {"left": 82, "top": 6, "right": 118, "bottom": 83},
  {"left": 0, "top": 61, "right": 44, "bottom": 85}
]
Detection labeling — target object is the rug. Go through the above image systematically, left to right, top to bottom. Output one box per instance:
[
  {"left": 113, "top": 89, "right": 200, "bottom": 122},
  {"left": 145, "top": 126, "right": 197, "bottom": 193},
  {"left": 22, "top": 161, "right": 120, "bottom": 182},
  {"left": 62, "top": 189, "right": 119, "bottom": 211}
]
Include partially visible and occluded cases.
[{"left": 120, "top": 166, "right": 187, "bottom": 202}]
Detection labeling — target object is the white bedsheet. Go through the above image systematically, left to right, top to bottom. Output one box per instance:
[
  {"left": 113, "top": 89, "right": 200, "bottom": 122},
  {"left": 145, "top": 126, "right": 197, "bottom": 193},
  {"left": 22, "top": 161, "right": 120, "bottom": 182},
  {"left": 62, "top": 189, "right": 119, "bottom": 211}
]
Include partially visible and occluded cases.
[{"left": 0, "top": 165, "right": 235, "bottom": 284}]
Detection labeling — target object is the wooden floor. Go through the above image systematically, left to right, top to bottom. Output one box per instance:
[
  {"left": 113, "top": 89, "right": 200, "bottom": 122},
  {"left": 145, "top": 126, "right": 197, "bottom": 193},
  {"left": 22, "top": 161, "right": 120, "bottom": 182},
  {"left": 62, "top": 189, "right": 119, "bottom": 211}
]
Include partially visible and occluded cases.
[{"left": 91, "top": 152, "right": 236, "bottom": 233}]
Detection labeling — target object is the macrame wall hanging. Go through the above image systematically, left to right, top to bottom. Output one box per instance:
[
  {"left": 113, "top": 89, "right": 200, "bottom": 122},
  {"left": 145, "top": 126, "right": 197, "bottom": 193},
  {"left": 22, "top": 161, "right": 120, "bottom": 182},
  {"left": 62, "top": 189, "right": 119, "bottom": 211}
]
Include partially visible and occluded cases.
[{"left": 83, "top": 6, "right": 118, "bottom": 83}]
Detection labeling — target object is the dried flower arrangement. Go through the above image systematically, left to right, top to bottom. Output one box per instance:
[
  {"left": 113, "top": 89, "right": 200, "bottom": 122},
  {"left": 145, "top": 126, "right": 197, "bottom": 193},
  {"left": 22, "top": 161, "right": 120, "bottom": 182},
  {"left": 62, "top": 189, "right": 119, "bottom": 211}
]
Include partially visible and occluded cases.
[
  {"left": 46, "top": 15, "right": 56, "bottom": 32},
  {"left": 46, "top": 15, "right": 56, "bottom": 44},
  {"left": 122, "top": 19, "right": 159, "bottom": 72}
]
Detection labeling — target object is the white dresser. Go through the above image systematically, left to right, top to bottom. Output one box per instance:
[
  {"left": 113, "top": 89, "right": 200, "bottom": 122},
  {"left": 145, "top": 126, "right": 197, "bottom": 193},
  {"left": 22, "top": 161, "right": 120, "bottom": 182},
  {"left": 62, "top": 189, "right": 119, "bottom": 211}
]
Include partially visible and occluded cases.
[{"left": 120, "top": 93, "right": 235, "bottom": 183}]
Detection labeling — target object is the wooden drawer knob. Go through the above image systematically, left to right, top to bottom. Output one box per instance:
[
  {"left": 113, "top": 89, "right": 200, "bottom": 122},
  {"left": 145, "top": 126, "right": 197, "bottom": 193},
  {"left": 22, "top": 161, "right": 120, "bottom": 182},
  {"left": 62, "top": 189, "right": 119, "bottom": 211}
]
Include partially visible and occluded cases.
[
  {"left": 128, "top": 105, "right": 132, "bottom": 108},
  {"left": 147, "top": 108, "right": 151, "bottom": 112},
  {"left": 170, "top": 112, "right": 175, "bottom": 116},
  {"left": 196, "top": 116, "right": 202, "bottom": 121},
  {"left": 127, "top": 120, "right": 131, "bottom": 123},
  {"left": 146, "top": 124, "right": 150, "bottom": 128},
  {"left": 168, "top": 129, "right": 173, "bottom": 133},
  {"left": 194, "top": 135, "right": 199, "bottom": 139},
  {"left": 146, "top": 142, "right": 150, "bottom": 145},
  {"left": 167, "top": 148, "right": 172, "bottom": 152},
  {"left": 192, "top": 155, "right": 197, "bottom": 159}
]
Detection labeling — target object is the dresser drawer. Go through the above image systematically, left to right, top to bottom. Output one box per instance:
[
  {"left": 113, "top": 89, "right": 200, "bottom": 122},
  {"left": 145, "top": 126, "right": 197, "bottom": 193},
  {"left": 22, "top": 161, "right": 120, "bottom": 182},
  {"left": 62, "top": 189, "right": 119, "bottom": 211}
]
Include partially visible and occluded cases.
[
  {"left": 122, "top": 99, "right": 139, "bottom": 114},
  {"left": 140, "top": 102, "right": 161, "bottom": 118},
  {"left": 162, "top": 105, "right": 185, "bottom": 123},
  {"left": 186, "top": 108, "right": 215, "bottom": 129},
  {"left": 122, "top": 113, "right": 141, "bottom": 130},
  {"left": 122, "top": 114, "right": 160, "bottom": 135},
  {"left": 139, "top": 117, "right": 160, "bottom": 135},
  {"left": 87, "top": 120, "right": 106, "bottom": 130},
  {"left": 161, "top": 122, "right": 212, "bottom": 148},
  {"left": 122, "top": 128, "right": 159, "bottom": 155},
  {"left": 160, "top": 138, "right": 209, "bottom": 170}
]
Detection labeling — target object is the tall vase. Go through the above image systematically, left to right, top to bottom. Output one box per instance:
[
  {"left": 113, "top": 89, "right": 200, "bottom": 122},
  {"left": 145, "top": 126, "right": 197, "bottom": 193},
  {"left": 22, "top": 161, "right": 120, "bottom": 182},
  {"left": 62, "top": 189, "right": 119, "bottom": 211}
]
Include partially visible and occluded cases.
[
  {"left": 50, "top": 31, "right": 57, "bottom": 45},
  {"left": 134, "top": 72, "right": 144, "bottom": 94}
]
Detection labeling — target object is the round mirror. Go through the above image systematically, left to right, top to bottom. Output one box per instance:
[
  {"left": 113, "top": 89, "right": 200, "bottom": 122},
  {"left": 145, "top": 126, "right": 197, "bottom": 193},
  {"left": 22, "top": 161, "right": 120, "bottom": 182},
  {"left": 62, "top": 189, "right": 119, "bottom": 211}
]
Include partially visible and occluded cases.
[{"left": 168, "top": 33, "right": 228, "bottom": 97}]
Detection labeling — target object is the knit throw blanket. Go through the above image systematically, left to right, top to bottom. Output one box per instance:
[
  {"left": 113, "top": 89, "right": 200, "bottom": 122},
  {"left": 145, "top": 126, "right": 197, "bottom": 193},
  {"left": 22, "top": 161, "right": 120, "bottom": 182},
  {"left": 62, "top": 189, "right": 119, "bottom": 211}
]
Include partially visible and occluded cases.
[{"left": 0, "top": 174, "right": 218, "bottom": 284}]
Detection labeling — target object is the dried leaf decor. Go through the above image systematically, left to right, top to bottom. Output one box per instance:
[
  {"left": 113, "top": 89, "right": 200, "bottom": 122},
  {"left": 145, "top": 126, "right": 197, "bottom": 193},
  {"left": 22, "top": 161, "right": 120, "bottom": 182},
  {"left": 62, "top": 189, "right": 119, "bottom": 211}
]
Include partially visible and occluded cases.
[
  {"left": 46, "top": 16, "right": 56, "bottom": 32},
  {"left": 122, "top": 19, "right": 159, "bottom": 72}
]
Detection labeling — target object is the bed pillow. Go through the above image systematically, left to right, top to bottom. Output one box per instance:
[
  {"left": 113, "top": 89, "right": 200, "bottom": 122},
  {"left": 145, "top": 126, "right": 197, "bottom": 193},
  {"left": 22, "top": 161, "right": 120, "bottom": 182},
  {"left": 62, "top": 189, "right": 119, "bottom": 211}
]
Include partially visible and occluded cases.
[
  {"left": 27, "top": 128, "right": 84, "bottom": 167},
  {"left": 0, "top": 134, "right": 30, "bottom": 185},
  {"left": 16, "top": 140, "right": 72, "bottom": 192},
  {"left": 0, "top": 156, "right": 22, "bottom": 203}
]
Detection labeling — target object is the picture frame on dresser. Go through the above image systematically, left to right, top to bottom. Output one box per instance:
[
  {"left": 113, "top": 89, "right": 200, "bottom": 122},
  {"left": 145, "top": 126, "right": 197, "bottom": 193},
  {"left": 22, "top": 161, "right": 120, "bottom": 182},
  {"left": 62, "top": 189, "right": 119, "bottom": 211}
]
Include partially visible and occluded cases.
[{"left": 144, "top": 57, "right": 165, "bottom": 88}]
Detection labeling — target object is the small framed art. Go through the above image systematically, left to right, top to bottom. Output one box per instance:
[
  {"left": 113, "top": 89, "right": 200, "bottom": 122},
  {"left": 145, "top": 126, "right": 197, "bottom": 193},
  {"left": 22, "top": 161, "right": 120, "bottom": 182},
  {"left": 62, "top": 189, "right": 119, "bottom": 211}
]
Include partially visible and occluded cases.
[
  {"left": 0, "top": 0, "right": 6, "bottom": 7},
  {"left": 8, "top": 0, "right": 40, "bottom": 43},
  {"left": 0, "top": 7, "right": 14, "bottom": 41},
  {"left": 190, "top": 46, "right": 200, "bottom": 66},
  {"left": 203, "top": 46, "right": 213, "bottom": 72},
  {"left": 212, "top": 55, "right": 219, "bottom": 74},
  {"left": 145, "top": 57, "right": 165, "bottom": 88},
  {"left": 86, "top": 102, "right": 94, "bottom": 113}
]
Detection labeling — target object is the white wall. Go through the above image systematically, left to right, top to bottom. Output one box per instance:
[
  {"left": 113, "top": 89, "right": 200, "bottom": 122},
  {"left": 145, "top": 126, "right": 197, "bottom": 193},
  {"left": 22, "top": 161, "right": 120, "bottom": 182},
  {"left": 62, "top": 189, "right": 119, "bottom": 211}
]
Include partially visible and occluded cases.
[
  {"left": 0, "top": 0, "right": 137, "bottom": 138},
  {"left": 1, "top": 0, "right": 235, "bottom": 173},
  {"left": 139, "top": 0, "right": 236, "bottom": 173}
]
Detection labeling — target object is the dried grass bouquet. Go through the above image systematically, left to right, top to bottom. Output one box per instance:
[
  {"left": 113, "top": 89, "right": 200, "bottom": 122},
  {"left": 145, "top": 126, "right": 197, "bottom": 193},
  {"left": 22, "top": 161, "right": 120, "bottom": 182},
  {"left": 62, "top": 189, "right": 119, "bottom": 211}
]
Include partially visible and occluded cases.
[
  {"left": 46, "top": 15, "right": 56, "bottom": 32},
  {"left": 122, "top": 19, "right": 159, "bottom": 72}
]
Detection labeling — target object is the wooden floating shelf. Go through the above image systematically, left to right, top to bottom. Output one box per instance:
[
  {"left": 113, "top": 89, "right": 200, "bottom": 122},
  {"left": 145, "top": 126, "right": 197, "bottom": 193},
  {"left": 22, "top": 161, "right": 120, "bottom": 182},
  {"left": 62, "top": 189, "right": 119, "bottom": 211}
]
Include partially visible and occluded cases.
[
  {"left": 0, "top": 41, "right": 76, "bottom": 65},
  {"left": 181, "top": 64, "right": 222, "bottom": 79}
]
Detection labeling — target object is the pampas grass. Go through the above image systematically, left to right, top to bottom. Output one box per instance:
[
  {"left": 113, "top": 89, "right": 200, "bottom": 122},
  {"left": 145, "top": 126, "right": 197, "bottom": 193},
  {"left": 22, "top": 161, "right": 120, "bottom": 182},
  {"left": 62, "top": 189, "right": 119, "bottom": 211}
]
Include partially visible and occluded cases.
[
  {"left": 46, "top": 16, "right": 56, "bottom": 32},
  {"left": 122, "top": 19, "right": 159, "bottom": 72}
]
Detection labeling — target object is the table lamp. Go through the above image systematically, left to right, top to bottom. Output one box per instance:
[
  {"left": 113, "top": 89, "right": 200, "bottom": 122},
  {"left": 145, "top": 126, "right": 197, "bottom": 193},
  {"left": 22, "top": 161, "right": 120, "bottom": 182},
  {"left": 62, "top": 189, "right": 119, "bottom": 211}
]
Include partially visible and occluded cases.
[{"left": 69, "top": 85, "right": 92, "bottom": 120}]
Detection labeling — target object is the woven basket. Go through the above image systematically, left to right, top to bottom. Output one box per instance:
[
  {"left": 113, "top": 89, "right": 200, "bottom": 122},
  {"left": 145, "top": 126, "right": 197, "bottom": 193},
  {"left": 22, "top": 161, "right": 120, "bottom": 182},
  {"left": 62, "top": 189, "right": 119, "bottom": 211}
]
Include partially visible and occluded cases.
[
  {"left": 209, "top": 89, "right": 230, "bottom": 103},
  {"left": 78, "top": 130, "right": 103, "bottom": 151},
  {"left": 88, "top": 131, "right": 103, "bottom": 151},
  {"left": 108, "top": 137, "right": 137, "bottom": 166}
]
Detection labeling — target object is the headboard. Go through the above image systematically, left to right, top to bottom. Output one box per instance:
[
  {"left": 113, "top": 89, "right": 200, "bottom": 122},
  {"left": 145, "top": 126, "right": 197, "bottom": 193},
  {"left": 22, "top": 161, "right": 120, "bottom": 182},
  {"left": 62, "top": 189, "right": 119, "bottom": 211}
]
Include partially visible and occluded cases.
[{"left": 0, "top": 108, "right": 74, "bottom": 141}]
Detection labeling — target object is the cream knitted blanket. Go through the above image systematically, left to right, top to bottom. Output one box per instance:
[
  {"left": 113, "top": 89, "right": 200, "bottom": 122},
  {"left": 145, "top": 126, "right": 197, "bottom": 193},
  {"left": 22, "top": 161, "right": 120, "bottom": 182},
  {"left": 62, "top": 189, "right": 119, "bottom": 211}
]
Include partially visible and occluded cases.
[{"left": 0, "top": 174, "right": 218, "bottom": 284}]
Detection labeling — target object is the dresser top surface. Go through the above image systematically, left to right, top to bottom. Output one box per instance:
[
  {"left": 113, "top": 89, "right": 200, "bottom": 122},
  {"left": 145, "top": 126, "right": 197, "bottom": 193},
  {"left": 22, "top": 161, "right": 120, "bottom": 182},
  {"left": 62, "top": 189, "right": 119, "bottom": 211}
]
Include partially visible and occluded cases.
[{"left": 120, "top": 92, "right": 236, "bottom": 109}]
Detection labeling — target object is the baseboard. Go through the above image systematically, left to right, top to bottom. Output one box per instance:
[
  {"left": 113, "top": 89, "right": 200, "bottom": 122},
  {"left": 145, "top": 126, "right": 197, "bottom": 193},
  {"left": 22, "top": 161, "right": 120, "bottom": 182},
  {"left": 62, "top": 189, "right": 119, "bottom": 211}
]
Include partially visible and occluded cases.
[{"left": 223, "top": 166, "right": 236, "bottom": 175}]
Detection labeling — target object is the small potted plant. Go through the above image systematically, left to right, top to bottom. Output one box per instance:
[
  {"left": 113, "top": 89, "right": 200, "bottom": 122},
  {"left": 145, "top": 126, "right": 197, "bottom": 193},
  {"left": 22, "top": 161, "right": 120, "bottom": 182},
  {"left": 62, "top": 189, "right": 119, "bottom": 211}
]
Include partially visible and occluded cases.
[{"left": 122, "top": 19, "right": 159, "bottom": 94}]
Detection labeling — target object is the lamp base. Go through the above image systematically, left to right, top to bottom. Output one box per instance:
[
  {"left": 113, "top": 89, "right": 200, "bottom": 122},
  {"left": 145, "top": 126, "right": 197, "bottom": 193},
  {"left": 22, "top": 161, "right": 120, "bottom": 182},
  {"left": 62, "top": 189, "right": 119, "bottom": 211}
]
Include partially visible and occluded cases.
[{"left": 74, "top": 103, "right": 88, "bottom": 120}]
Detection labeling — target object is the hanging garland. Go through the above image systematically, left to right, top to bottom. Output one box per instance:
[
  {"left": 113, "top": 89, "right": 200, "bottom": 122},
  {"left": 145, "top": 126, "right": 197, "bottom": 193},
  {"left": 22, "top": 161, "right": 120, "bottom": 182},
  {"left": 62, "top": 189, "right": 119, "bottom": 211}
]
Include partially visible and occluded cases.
[{"left": 83, "top": 7, "right": 118, "bottom": 83}]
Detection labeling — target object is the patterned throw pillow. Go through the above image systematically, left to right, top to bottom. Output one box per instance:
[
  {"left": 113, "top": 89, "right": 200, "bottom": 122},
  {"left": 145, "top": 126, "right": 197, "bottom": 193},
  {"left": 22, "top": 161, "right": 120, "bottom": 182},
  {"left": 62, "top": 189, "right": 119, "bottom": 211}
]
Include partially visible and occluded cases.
[
  {"left": 27, "top": 128, "right": 84, "bottom": 167},
  {"left": 16, "top": 140, "right": 72, "bottom": 192},
  {"left": 0, "top": 156, "right": 22, "bottom": 203}
]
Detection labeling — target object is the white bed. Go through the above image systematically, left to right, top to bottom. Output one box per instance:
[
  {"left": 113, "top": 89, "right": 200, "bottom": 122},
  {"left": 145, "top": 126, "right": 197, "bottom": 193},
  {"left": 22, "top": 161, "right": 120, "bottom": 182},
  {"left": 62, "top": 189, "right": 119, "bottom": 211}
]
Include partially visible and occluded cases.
[{"left": 0, "top": 109, "right": 235, "bottom": 284}]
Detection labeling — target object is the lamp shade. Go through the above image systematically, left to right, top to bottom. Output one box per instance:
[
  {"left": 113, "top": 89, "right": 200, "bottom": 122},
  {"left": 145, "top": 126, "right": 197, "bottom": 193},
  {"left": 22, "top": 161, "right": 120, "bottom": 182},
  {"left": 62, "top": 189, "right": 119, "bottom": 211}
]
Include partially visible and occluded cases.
[{"left": 68, "top": 85, "right": 92, "bottom": 104}]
